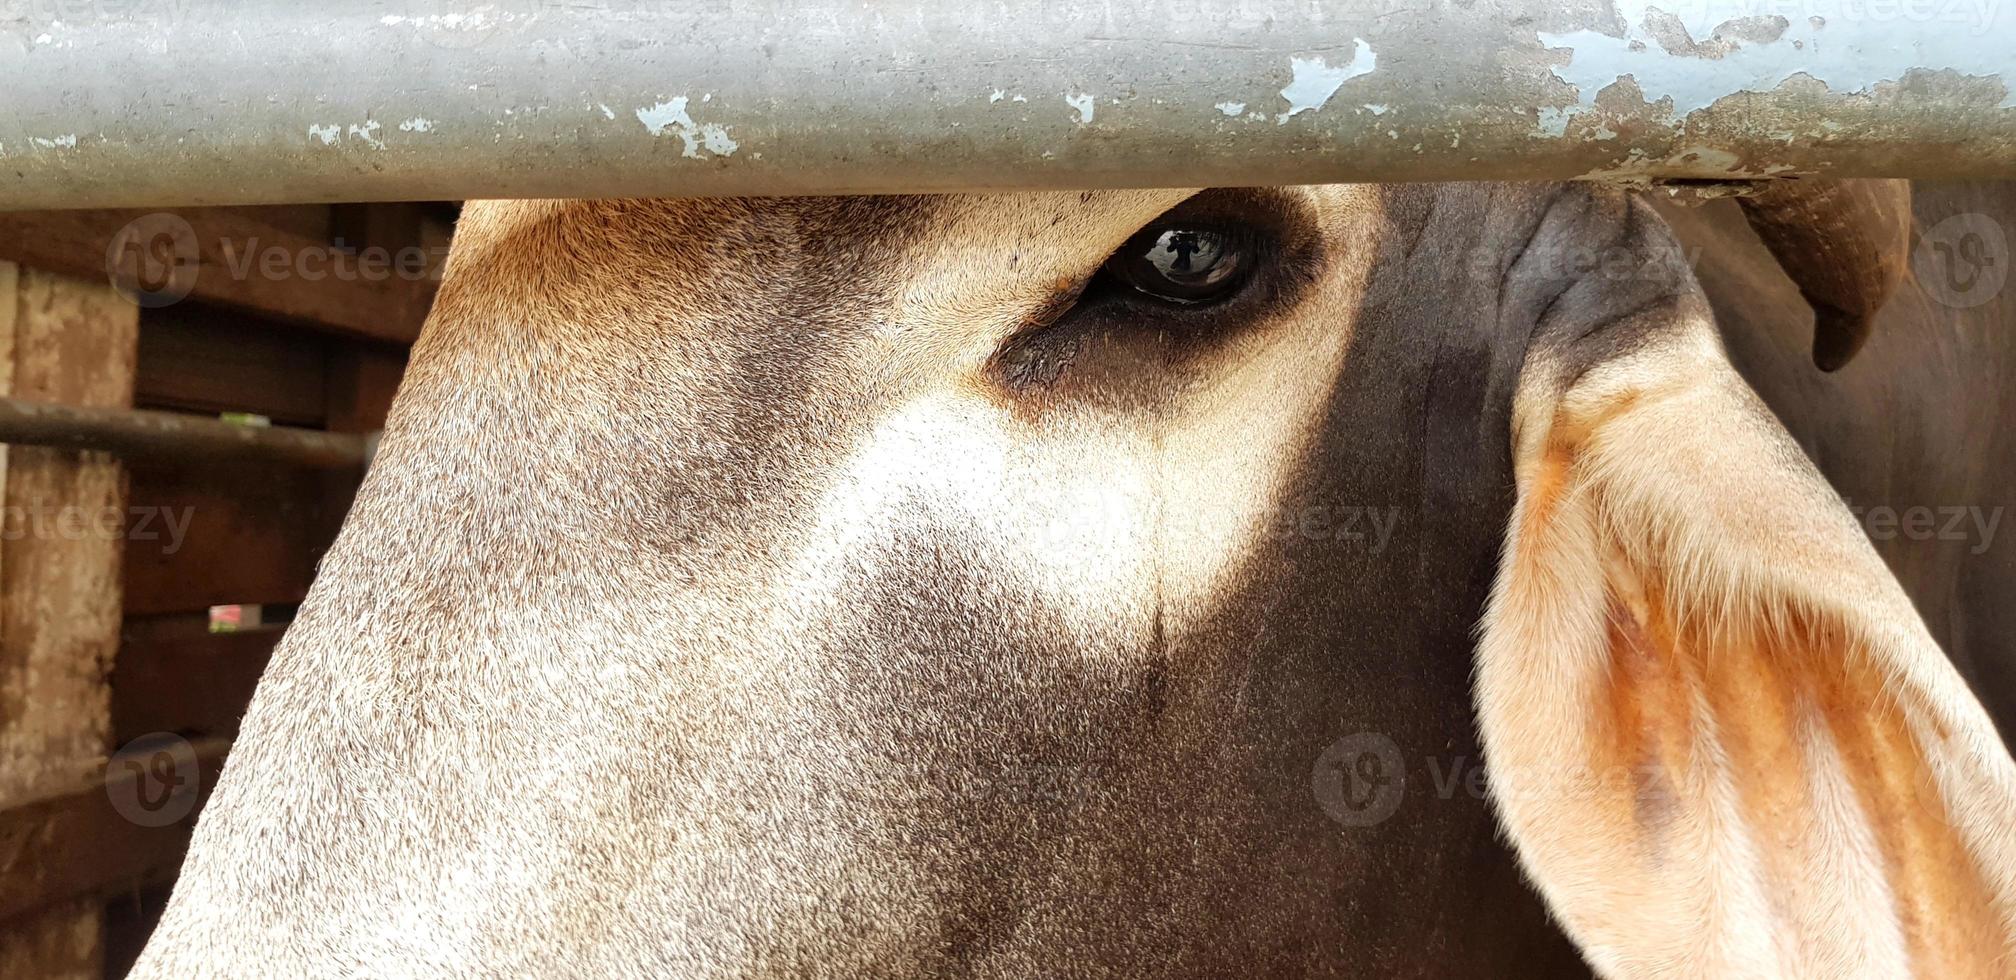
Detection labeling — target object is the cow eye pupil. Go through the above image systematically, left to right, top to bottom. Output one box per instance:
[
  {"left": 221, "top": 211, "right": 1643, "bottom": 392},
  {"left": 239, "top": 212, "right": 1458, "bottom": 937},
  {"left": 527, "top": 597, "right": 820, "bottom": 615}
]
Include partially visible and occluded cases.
[{"left": 1109, "top": 226, "right": 1250, "bottom": 303}]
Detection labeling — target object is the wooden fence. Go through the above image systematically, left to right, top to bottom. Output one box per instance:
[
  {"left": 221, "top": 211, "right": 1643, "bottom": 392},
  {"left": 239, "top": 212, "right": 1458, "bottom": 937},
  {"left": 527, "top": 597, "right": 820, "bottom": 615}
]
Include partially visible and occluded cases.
[{"left": 0, "top": 203, "right": 446, "bottom": 978}]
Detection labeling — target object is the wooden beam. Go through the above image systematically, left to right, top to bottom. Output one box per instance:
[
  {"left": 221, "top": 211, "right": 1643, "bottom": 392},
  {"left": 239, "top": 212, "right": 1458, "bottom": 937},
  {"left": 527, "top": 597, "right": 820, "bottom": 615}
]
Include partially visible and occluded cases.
[
  {"left": 0, "top": 208, "right": 436, "bottom": 346},
  {"left": 0, "top": 263, "right": 139, "bottom": 978},
  {"left": 137, "top": 303, "right": 333, "bottom": 426},
  {"left": 325, "top": 343, "right": 408, "bottom": 434},
  {"left": 124, "top": 459, "right": 357, "bottom": 616},
  {"left": 113, "top": 618, "right": 282, "bottom": 743},
  {"left": 0, "top": 738, "right": 230, "bottom": 925},
  {"left": 102, "top": 884, "right": 175, "bottom": 980}
]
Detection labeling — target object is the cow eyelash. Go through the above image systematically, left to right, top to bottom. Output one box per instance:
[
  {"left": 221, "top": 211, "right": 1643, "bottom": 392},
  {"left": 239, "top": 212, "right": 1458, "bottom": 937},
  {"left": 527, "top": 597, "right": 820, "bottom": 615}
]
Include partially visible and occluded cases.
[{"left": 989, "top": 191, "right": 1320, "bottom": 394}]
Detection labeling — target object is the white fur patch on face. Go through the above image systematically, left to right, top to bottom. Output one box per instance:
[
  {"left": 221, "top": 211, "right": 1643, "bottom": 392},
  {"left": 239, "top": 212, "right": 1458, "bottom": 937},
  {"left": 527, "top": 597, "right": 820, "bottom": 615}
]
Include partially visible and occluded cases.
[
  {"left": 775, "top": 188, "right": 1373, "bottom": 659},
  {"left": 774, "top": 321, "right": 1356, "bottom": 662},
  {"left": 1148, "top": 322, "right": 1356, "bottom": 615},
  {"left": 774, "top": 388, "right": 1156, "bottom": 642}
]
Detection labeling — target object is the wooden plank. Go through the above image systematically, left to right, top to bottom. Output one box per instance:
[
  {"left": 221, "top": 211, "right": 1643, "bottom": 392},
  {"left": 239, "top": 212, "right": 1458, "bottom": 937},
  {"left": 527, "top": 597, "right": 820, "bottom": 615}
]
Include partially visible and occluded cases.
[
  {"left": 331, "top": 203, "right": 426, "bottom": 260},
  {"left": 320, "top": 204, "right": 420, "bottom": 435},
  {"left": 236, "top": 205, "right": 333, "bottom": 243},
  {"left": 0, "top": 207, "right": 435, "bottom": 345},
  {"left": 0, "top": 265, "right": 139, "bottom": 979},
  {"left": 137, "top": 303, "right": 332, "bottom": 426},
  {"left": 325, "top": 343, "right": 408, "bottom": 433},
  {"left": 122, "top": 460, "right": 357, "bottom": 616},
  {"left": 112, "top": 617, "right": 282, "bottom": 743},
  {"left": 0, "top": 737, "right": 229, "bottom": 925},
  {"left": 102, "top": 884, "right": 174, "bottom": 980}
]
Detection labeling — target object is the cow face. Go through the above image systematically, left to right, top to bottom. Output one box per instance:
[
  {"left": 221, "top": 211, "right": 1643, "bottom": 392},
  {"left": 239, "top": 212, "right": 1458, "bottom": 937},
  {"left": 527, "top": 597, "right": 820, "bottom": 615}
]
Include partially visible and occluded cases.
[{"left": 137, "top": 187, "right": 2016, "bottom": 977}]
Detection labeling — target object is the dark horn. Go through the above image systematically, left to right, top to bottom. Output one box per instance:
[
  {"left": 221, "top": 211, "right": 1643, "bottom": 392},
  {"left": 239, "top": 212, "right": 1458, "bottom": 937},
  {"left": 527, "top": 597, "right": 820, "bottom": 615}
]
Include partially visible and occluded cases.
[{"left": 1735, "top": 179, "right": 1913, "bottom": 372}]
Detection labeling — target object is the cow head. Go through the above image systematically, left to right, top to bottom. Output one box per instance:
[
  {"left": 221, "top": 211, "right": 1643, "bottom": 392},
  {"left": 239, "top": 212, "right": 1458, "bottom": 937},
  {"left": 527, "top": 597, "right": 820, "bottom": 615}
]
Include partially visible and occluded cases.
[{"left": 136, "top": 186, "right": 2016, "bottom": 976}]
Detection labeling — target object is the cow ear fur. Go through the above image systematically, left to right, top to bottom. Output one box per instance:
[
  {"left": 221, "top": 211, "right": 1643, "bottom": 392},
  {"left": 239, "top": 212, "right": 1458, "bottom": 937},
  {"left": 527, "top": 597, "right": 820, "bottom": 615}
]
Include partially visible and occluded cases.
[{"left": 1477, "top": 303, "right": 2016, "bottom": 978}]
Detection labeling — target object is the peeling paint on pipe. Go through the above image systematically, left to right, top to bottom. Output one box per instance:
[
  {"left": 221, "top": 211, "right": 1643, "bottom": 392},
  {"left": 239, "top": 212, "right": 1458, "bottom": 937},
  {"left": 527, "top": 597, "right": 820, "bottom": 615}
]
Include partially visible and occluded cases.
[{"left": 1, "top": 0, "right": 2013, "bottom": 209}]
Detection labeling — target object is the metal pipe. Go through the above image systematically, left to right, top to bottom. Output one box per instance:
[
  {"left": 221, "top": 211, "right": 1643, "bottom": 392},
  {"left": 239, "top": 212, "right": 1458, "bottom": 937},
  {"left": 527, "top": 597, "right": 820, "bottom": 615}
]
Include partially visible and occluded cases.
[
  {"left": 3, "top": 0, "right": 2014, "bottom": 210},
  {"left": 0, "top": 398, "right": 375, "bottom": 470}
]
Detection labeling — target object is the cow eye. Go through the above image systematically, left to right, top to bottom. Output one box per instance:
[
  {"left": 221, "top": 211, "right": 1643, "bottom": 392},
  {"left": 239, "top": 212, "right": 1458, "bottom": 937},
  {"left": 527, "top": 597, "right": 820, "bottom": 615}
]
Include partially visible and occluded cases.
[{"left": 1104, "top": 225, "right": 1254, "bottom": 304}]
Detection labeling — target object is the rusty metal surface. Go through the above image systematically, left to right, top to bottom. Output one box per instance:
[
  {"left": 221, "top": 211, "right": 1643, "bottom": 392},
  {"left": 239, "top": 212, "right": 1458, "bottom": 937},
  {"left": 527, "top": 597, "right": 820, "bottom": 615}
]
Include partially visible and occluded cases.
[
  {"left": 1, "top": 0, "right": 2013, "bottom": 209},
  {"left": 0, "top": 397, "right": 374, "bottom": 469}
]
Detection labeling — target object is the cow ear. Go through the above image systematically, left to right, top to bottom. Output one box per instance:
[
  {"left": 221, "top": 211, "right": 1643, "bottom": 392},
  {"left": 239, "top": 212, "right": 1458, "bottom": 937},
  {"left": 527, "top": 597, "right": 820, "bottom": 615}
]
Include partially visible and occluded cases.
[{"left": 1477, "top": 301, "right": 2016, "bottom": 976}]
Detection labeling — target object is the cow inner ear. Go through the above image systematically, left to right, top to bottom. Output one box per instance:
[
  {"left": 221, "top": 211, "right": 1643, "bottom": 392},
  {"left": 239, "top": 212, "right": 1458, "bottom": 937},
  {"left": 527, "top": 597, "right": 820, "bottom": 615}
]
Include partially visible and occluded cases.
[{"left": 1476, "top": 310, "right": 2016, "bottom": 976}]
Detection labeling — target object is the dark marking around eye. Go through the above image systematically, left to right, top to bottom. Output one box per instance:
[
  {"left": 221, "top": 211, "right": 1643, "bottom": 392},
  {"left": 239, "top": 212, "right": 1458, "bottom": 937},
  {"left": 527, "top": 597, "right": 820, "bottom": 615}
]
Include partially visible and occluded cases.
[
  {"left": 986, "top": 189, "right": 1325, "bottom": 401},
  {"left": 990, "top": 278, "right": 1095, "bottom": 392},
  {"left": 996, "top": 329, "right": 1088, "bottom": 390}
]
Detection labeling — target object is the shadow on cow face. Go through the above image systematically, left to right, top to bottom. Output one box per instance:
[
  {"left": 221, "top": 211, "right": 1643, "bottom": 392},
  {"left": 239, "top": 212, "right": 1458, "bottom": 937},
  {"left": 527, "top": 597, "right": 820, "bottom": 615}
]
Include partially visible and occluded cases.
[{"left": 134, "top": 186, "right": 2016, "bottom": 978}]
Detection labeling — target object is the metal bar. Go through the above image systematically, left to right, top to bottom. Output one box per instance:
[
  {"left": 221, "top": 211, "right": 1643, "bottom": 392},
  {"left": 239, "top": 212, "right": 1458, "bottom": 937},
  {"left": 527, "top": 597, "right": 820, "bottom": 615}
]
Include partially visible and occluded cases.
[
  {"left": 3, "top": 0, "right": 2014, "bottom": 210},
  {"left": 0, "top": 398, "right": 375, "bottom": 470}
]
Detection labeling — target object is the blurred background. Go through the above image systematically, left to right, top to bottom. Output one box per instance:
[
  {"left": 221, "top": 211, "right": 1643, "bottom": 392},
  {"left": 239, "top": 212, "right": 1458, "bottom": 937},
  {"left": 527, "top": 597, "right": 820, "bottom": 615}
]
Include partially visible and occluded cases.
[{"left": 0, "top": 202, "right": 454, "bottom": 978}]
